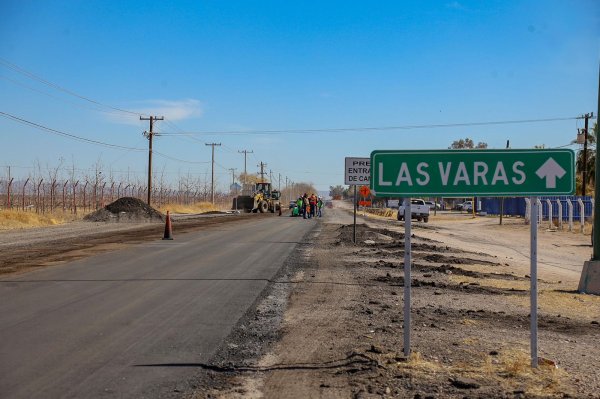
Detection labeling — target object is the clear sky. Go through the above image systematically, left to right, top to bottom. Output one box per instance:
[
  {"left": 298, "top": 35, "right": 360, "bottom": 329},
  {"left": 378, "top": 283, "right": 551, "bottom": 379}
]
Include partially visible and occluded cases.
[{"left": 1, "top": 0, "right": 598, "bottom": 192}]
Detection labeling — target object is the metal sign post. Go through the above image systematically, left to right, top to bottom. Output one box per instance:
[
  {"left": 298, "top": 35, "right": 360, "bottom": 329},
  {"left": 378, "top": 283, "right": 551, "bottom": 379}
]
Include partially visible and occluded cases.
[
  {"left": 345, "top": 157, "right": 370, "bottom": 245},
  {"left": 353, "top": 185, "right": 357, "bottom": 244},
  {"left": 530, "top": 197, "right": 539, "bottom": 367},
  {"left": 403, "top": 198, "right": 412, "bottom": 356}
]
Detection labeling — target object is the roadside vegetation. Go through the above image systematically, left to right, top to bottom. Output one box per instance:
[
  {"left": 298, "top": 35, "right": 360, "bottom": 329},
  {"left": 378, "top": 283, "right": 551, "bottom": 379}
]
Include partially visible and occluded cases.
[
  {"left": 156, "top": 201, "right": 220, "bottom": 214},
  {"left": 0, "top": 209, "right": 77, "bottom": 229}
]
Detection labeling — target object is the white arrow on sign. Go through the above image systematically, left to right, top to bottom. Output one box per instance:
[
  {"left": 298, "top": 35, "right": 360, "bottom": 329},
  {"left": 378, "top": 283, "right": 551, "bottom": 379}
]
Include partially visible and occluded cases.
[{"left": 535, "top": 157, "right": 566, "bottom": 188}]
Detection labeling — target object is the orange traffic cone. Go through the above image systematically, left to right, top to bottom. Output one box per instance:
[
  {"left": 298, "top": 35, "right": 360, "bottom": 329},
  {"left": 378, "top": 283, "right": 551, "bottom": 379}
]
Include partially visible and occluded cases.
[{"left": 163, "top": 210, "right": 173, "bottom": 240}]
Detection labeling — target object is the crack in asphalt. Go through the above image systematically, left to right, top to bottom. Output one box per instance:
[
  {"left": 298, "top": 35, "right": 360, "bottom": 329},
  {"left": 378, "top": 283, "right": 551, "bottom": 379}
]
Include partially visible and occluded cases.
[{"left": 134, "top": 352, "right": 378, "bottom": 373}]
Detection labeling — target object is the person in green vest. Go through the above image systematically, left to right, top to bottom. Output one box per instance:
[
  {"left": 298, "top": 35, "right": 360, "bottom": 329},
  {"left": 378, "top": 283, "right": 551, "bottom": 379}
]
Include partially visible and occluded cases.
[
  {"left": 291, "top": 196, "right": 302, "bottom": 217},
  {"left": 296, "top": 196, "right": 303, "bottom": 217}
]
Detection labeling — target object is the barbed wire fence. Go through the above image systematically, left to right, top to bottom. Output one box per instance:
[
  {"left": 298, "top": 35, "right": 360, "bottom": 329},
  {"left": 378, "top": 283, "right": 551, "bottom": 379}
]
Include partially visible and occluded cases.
[{"left": 0, "top": 168, "right": 237, "bottom": 214}]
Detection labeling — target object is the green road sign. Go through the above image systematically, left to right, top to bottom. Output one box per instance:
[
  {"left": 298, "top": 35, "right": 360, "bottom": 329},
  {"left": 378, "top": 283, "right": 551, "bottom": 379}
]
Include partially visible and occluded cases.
[{"left": 370, "top": 149, "right": 575, "bottom": 197}]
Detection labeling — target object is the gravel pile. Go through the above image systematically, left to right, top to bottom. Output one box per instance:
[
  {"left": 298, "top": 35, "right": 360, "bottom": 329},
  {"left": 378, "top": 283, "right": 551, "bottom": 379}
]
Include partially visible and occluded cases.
[{"left": 84, "top": 197, "right": 164, "bottom": 223}]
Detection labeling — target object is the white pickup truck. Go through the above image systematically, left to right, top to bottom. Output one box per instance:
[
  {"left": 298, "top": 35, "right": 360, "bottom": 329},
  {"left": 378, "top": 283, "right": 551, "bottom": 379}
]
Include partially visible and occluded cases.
[{"left": 397, "top": 198, "right": 430, "bottom": 223}]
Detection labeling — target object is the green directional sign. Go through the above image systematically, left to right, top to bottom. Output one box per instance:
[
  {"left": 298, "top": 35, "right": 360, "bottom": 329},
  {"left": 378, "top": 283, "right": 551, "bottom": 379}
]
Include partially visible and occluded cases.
[{"left": 370, "top": 149, "right": 575, "bottom": 197}]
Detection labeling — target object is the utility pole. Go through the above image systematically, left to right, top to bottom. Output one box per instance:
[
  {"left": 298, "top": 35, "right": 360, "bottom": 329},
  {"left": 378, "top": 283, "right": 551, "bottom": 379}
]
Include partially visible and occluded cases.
[
  {"left": 592, "top": 65, "right": 600, "bottom": 260},
  {"left": 580, "top": 113, "right": 594, "bottom": 196},
  {"left": 140, "top": 115, "right": 164, "bottom": 206},
  {"left": 206, "top": 143, "right": 221, "bottom": 203},
  {"left": 238, "top": 150, "right": 253, "bottom": 186},
  {"left": 258, "top": 162, "right": 267, "bottom": 181},
  {"left": 228, "top": 168, "right": 237, "bottom": 190},
  {"left": 278, "top": 173, "right": 281, "bottom": 192}
]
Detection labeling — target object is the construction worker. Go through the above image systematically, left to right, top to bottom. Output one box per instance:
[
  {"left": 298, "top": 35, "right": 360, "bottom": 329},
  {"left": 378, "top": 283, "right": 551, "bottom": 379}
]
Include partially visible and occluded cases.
[
  {"left": 302, "top": 193, "right": 310, "bottom": 219},
  {"left": 309, "top": 194, "right": 317, "bottom": 218},
  {"left": 296, "top": 196, "right": 303, "bottom": 217},
  {"left": 317, "top": 197, "right": 323, "bottom": 217}
]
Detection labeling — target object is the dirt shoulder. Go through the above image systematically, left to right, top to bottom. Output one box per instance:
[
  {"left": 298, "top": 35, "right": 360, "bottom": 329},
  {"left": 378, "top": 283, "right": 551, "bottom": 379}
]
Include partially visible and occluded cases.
[
  {"left": 194, "top": 204, "right": 600, "bottom": 398},
  {"left": 0, "top": 213, "right": 260, "bottom": 276}
]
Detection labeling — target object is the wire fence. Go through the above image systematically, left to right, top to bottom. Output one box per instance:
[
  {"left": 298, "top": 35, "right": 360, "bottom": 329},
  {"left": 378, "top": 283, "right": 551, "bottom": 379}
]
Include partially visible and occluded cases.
[
  {"left": 0, "top": 178, "right": 228, "bottom": 214},
  {"left": 0, "top": 178, "right": 303, "bottom": 214}
]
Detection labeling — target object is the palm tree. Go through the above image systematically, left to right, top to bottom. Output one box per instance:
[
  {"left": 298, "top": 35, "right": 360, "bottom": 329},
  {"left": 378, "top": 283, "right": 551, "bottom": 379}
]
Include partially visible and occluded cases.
[{"left": 576, "top": 123, "right": 597, "bottom": 195}]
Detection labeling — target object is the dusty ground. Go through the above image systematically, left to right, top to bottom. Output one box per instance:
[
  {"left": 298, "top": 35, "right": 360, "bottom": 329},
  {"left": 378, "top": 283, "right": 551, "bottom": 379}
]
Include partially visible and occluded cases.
[
  {"left": 2, "top": 201, "right": 599, "bottom": 398},
  {"left": 191, "top": 202, "right": 600, "bottom": 399}
]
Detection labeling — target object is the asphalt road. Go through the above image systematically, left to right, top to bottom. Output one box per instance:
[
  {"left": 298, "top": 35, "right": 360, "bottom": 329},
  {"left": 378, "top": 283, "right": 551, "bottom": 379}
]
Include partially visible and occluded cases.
[{"left": 0, "top": 214, "right": 316, "bottom": 398}]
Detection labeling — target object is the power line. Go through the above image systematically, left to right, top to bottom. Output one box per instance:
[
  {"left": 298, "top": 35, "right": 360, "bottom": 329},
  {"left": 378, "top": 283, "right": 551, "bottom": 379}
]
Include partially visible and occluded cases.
[
  {"left": 0, "top": 58, "right": 143, "bottom": 116},
  {"left": 0, "top": 74, "right": 126, "bottom": 116},
  {"left": 0, "top": 111, "right": 145, "bottom": 151},
  {"left": 0, "top": 111, "right": 210, "bottom": 164},
  {"left": 157, "top": 116, "right": 584, "bottom": 136},
  {"left": 163, "top": 120, "right": 209, "bottom": 146},
  {"left": 153, "top": 151, "right": 210, "bottom": 164},
  {"left": 214, "top": 161, "right": 230, "bottom": 171},
  {"left": 0, "top": 164, "right": 210, "bottom": 175}
]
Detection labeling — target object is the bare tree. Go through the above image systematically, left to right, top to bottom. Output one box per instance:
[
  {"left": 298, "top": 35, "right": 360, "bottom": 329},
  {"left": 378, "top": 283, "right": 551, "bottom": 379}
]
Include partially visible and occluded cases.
[{"left": 46, "top": 157, "right": 64, "bottom": 212}]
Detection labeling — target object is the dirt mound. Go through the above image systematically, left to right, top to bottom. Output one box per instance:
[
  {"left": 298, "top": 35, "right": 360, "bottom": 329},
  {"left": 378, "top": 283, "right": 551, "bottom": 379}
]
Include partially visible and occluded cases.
[
  {"left": 84, "top": 197, "right": 164, "bottom": 223},
  {"left": 336, "top": 224, "right": 404, "bottom": 245}
]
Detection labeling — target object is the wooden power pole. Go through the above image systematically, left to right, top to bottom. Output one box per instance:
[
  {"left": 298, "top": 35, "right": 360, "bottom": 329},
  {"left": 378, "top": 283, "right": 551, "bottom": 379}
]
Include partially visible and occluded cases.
[
  {"left": 140, "top": 115, "right": 164, "bottom": 206},
  {"left": 206, "top": 143, "right": 221, "bottom": 203},
  {"left": 238, "top": 149, "right": 253, "bottom": 186},
  {"left": 258, "top": 162, "right": 267, "bottom": 181},
  {"left": 228, "top": 168, "right": 237, "bottom": 190}
]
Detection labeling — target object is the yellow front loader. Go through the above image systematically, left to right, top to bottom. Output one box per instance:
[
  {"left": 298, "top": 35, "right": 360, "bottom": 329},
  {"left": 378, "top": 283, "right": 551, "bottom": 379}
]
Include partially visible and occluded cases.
[{"left": 234, "top": 182, "right": 281, "bottom": 213}]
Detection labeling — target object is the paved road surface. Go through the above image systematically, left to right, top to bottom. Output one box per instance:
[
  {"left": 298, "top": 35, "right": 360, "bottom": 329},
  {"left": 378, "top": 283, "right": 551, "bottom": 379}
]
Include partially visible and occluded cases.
[{"left": 0, "top": 215, "right": 315, "bottom": 398}]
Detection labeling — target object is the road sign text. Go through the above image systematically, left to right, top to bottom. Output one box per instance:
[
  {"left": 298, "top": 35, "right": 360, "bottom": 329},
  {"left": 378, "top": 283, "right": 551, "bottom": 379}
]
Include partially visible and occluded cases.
[
  {"left": 370, "top": 149, "right": 574, "bottom": 197},
  {"left": 345, "top": 157, "right": 371, "bottom": 185}
]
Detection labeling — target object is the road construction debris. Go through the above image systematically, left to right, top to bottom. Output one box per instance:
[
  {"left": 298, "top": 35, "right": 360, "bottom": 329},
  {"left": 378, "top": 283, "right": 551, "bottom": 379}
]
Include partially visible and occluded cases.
[{"left": 84, "top": 197, "right": 164, "bottom": 222}]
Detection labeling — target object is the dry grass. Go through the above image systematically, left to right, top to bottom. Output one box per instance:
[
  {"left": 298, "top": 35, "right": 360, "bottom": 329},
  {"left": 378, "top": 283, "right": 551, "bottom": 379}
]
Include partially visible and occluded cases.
[
  {"left": 0, "top": 202, "right": 225, "bottom": 229},
  {"left": 156, "top": 202, "right": 221, "bottom": 214},
  {"left": 362, "top": 208, "right": 396, "bottom": 219},
  {"left": 0, "top": 210, "right": 79, "bottom": 230},
  {"left": 449, "top": 275, "right": 531, "bottom": 291},
  {"left": 446, "top": 276, "right": 598, "bottom": 319},
  {"left": 509, "top": 290, "right": 600, "bottom": 321},
  {"left": 460, "top": 319, "right": 479, "bottom": 327},
  {"left": 395, "top": 349, "right": 572, "bottom": 396},
  {"left": 491, "top": 349, "right": 570, "bottom": 396},
  {"left": 501, "top": 349, "right": 532, "bottom": 377},
  {"left": 405, "top": 351, "right": 442, "bottom": 373}
]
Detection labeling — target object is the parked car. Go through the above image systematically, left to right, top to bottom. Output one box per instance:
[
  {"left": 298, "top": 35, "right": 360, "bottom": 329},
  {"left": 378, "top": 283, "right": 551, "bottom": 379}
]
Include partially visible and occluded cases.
[
  {"left": 397, "top": 198, "right": 430, "bottom": 222},
  {"left": 386, "top": 199, "right": 400, "bottom": 209},
  {"left": 289, "top": 201, "right": 297, "bottom": 209},
  {"left": 424, "top": 201, "right": 441, "bottom": 210},
  {"left": 460, "top": 201, "right": 473, "bottom": 212}
]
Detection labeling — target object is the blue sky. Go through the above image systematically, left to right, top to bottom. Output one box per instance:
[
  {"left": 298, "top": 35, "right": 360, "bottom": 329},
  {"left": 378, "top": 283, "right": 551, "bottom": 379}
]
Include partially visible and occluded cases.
[{"left": 1, "top": 0, "right": 598, "bottom": 192}]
